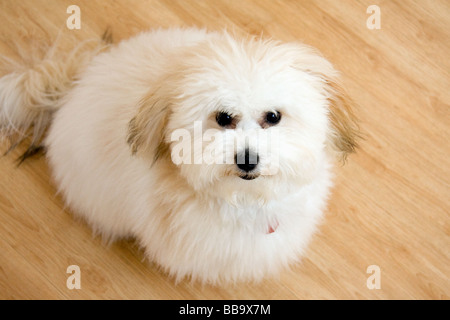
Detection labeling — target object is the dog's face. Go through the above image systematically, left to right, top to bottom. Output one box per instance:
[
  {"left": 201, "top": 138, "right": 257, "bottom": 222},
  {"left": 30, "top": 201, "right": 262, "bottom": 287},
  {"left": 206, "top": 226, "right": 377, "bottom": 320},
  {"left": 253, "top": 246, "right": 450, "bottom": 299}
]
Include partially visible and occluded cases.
[{"left": 128, "top": 34, "right": 359, "bottom": 205}]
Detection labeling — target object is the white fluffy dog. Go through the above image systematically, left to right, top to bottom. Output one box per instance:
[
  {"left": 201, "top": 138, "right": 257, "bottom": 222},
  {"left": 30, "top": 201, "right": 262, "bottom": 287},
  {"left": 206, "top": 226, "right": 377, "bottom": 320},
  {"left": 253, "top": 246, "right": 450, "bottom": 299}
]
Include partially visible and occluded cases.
[{"left": 0, "top": 28, "right": 359, "bottom": 284}]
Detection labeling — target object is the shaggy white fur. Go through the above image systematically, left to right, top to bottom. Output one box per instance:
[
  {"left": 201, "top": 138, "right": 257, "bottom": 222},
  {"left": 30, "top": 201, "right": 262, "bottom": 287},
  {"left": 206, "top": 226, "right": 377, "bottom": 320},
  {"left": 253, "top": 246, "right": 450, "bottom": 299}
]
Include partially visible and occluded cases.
[{"left": 0, "top": 28, "right": 359, "bottom": 284}]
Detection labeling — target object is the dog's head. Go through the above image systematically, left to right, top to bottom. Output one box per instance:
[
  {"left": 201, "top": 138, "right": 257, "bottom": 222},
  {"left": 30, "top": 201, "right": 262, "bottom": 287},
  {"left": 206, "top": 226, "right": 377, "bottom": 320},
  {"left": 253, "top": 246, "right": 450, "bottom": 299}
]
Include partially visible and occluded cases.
[{"left": 127, "top": 33, "right": 359, "bottom": 205}]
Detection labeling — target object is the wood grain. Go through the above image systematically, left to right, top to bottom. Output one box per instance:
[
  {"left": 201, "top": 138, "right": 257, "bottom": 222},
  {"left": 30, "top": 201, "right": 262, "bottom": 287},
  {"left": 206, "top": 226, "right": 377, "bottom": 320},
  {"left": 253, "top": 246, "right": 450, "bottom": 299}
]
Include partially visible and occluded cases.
[{"left": 0, "top": 0, "right": 448, "bottom": 299}]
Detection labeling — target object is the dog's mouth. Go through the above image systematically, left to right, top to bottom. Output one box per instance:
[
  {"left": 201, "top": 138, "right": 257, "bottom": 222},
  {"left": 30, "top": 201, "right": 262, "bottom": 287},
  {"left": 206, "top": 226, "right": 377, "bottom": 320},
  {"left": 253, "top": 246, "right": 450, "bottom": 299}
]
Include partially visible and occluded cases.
[{"left": 238, "top": 173, "right": 260, "bottom": 180}]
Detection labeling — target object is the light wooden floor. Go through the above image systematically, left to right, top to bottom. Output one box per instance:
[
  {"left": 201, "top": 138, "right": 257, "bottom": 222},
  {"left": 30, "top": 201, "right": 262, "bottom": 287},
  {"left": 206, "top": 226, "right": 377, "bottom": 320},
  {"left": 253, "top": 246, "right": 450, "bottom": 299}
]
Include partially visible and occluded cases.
[{"left": 0, "top": 0, "right": 448, "bottom": 300}]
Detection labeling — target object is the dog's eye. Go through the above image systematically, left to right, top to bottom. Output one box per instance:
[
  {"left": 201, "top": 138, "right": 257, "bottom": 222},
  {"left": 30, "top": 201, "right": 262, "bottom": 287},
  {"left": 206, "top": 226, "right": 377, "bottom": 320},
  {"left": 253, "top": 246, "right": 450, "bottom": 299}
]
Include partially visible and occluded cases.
[
  {"left": 216, "top": 111, "right": 234, "bottom": 127},
  {"left": 265, "top": 111, "right": 281, "bottom": 126}
]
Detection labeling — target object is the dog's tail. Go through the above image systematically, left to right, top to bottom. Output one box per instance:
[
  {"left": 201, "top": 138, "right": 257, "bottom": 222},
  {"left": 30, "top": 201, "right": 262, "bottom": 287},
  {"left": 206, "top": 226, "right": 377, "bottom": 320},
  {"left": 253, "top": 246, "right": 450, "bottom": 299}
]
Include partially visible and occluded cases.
[{"left": 0, "top": 30, "right": 112, "bottom": 162}]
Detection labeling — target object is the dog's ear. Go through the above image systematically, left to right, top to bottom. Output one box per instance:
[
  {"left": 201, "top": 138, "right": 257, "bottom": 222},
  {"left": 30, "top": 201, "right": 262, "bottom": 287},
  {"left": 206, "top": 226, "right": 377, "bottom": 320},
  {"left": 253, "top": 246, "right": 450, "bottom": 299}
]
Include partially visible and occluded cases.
[
  {"left": 289, "top": 43, "right": 360, "bottom": 162},
  {"left": 323, "top": 78, "right": 360, "bottom": 162},
  {"left": 127, "top": 88, "right": 171, "bottom": 162}
]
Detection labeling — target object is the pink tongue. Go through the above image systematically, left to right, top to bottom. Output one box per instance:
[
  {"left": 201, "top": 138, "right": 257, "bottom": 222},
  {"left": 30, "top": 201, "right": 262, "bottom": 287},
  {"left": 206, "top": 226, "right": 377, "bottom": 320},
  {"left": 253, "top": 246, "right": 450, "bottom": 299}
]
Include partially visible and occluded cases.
[{"left": 267, "top": 220, "right": 279, "bottom": 234}]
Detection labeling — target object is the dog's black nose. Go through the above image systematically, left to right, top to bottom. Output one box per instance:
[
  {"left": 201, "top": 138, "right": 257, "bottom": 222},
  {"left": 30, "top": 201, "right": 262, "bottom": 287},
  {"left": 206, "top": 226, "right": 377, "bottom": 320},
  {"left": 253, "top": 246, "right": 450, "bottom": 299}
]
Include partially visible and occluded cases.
[{"left": 235, "top": 149, "right": 259, "bottom": 173}]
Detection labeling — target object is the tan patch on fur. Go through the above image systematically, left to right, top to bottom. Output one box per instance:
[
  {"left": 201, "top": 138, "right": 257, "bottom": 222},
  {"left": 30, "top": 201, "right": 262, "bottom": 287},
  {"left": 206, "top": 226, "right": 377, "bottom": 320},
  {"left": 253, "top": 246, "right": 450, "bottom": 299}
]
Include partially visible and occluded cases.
[
  {"left": 325, "top": 79, "right": 361, "bottom": 162},
  {"left": 127, "top": 91, "right": 171, "bottom": 162}
]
